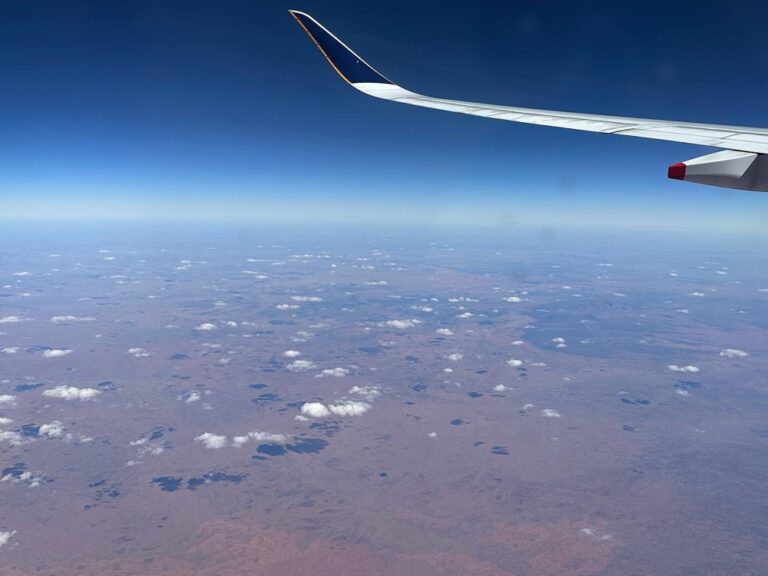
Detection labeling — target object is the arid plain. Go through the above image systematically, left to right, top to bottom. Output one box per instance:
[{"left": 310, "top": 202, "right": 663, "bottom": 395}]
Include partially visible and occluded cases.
[{"left": 1, "top": 226, "right": 767, "bottom": 575}]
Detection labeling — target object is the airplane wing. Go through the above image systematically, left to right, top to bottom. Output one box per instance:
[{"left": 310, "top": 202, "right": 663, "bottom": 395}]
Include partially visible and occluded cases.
[{"left": 289, "top": 10, "right": 768, "bottom": 192}]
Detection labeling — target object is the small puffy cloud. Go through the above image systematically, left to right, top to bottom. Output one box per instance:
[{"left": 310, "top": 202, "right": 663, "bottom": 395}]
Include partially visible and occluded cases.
[
  {"left": 12, "top": 271, "right": 31, "bottom": 277},
  {"left": 690, "top": 291, "right": 705, "bottom": 297},
  {"left": 291, "top": 296, "right": 322, "bottom": 302},
  {"left": 504, "top": 296, "right": 522, "bottom": 303},
  {"left": 276, "top": 304, "right": 299, "bottom": 310},
  {"left": 457, "top": 312, "right": 474, "bottom": 319},
  {"left": 51, "top": 315, "right": 95, "bottom": 324},
  {"left": 0, "top": 316, "right": 25, "bottom": 324},
  {"left": 383, "top": 319, "right": 420, "bottom": 329},
  {"left": 225, "top": 321, "right": 238, "bottom": 328},
  {"left": 195, "top": 322, "right": 217, "bottom": 331},
  {"left": 435, "top": 328, "right": 453, "bottom": 336},
  {"left": 552, "top": 337, "right": 567, "bottom": 348},
  {"left": 512, "top": 340, "right": 524, "bottom": 346},
  {"left": 1, "top": 347, "right": 19, "bottom": 354},
  {"left": 127, "top": 347, "right": 151, "bottom": 358},
  {"left": 42, "top": 349, "right": 72, "bottom": 358},
  {"left": 720, "top": 349, "right": 748, "bottom": 358},
  {"left": 283, "top": 350, "right": 302, "bottom": 358},
  {"left": 447, "top": 353, "right": 463, "bottom": 362},
  {"left": 506, "top": 358, "right": 523, "bottom": 368},
  {"left": 287, "top": 359, "right": 316, "bottom": 372},
  {"left": 667, "top": 365, "right": 699, "bottom": 373},
  {"left": 316, "top": 367, "right": 350, "bottom": 378},
  {"left": 494, "top": 384, "right": 507, "bottom": 392},
  {"left": 42, "top": 385, "right": 100, "bottom": 401},
  {"left": 348, "top": 385, "right": 381, "bottom": 400},
  {"left": 186, "top": 392, "right": 202, "bottom": 403},
  {"left": 0, "top": 395, "right": 17, "bottom": 407},
  {"left": 328, "top": 401, "right": 371, "bottom": 417},
  {"left": 300, "top": 402, "right": 331, "bottom": 418},
  {"left": 541, "top": 409, "right": 561, "bottom": 418},
  {"left": 0, "top": 417, "right": 13, "bottom": 426},
  {"left": 39, "top": 421, "right": 64, "bottom": 438},
  {"left": 0, "top": 431, "right": 25, "bottom": 446},
  {"left": 231, "top": 431, "right": 288, "bottom": 447},
  {"left": 195, "top": 432, "right": 228, "bottom": 450},
  {"left": 428, "top": 432, "right": 437, "bottom": 438},
  {"left": 2, "top": 470, "right": 44, "bottom": 487},
  {"left": 581, "top": 528, "right": 612, "bottom": 541},
  {"left": 0, "top": 530, "right": 16, "bottom": 548}
]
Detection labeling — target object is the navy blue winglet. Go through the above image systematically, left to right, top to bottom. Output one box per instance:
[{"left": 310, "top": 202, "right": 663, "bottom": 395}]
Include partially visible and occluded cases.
[{"left": 289, "top": 11, "right": 393, "bottom": 85}]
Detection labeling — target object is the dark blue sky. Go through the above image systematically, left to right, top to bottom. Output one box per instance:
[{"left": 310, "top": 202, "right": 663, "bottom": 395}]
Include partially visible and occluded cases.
[{"left": 2, "top": 0, "right": 768, "bottom": 231}]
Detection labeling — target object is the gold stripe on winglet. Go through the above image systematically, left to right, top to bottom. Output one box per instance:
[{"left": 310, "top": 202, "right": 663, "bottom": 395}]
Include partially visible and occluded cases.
[{"left": 289, "top": 11, "right": 352, "bottom": 85}]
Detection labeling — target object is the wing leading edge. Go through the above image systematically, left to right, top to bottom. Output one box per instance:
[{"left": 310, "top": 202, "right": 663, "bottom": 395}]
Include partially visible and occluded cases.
[{"left": 289, "top": 10, "right": 768, "bottom": 192}]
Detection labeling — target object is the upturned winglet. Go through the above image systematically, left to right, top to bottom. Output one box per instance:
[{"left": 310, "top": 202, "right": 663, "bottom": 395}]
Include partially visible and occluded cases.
[{"left": 289, "top": 10, "right": 393, "bottom": 86}]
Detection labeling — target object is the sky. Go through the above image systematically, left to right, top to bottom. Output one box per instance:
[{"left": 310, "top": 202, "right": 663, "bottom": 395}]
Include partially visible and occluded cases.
[{"left": 2, "top": 0, "right": 768, "bottom": 233}]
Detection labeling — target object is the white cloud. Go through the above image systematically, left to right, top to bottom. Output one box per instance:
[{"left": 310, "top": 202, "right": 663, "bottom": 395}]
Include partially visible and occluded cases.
[
  {"left": 12, "top": 271, "right": 31, "bottom": 276},
  {"left": 690, "top": 291, "right": 705, "bottom": 297},
  {"left": 291, "top": 296, "right": 322, "bottom": 302},
  {"left": 504, "top": 296, "right": 522, "bottom": 303},
  {"left": 276, "top": 304, "right": 299, "bottom": 310},
  {"left": 457, "top": 312, "right": 474, "bottom": 319},
  {"left": 51, "top": 315, "right": 95, "bottom": 324},
  {"left": 0, "top": 316, "right": 25, "bottom": 324},
  {"left": 383, "top": 319, "right": 420, "bottom": 329},
  {"left": 225, "top": 321, "right": 238, "bottom": 328},
  {"left": 195, "top": 322, "right": 217, "bottom": 331},
  {"left": 435, "top": 328, "right": 454, "bottom": 336},
  {"left": 552, "top": 337, "right": 567, "bottom": 348},
  {"left": 512, "top": 340, "right": 524, "bottom": 346},
  {"left": 1, "top": 347, "right": 19, "bottom": 354},
  {"left": 127, "top": 347, "right": 151, "bottom": 358},
  {"left": 720, "top": 348, "right": 748, "bottom": 358},
  {"left": 42, "top": 349, "right": 72, "bottom": 358},
  {"left": 283, "top": 350, "right": 302, "bottom": 358},
  {"left": 447, "top": 353, "right": 463, "bottom": 362},
  {"left": 507, "top": 358, "right": 523, "bottom": 368},
  {"left": 287, "top": 359, "right": 316, "bottom": 372},
  {"left": 667, "top": 364, "right": 699, "bottom": 373},
  {"left": 316, "top": 367, "right": 350, "bottom": 378},
  {"left": 494, "top": 384, "right": 507, "bottom": 392},
  {"left": 42, "top": 385, "right": 100, "bottom": 401},
  {"left": 349, "top": 385, "right": 381, "bottom": 400},
  {"left": 186, "top": 392, "right": 201, "bottom": 403},
  {"left": 0, "top": 395, "right": 16, "bottom": 407},
  {"left": 328, "top": 401, "right": 371, "bottom": 416},
  {"left": 300, "top": 402, "right": 331, "bottom": 418},
  {"left": 541, "top": 409, "right": 561, "bottom": 418},
  {"left": 0, "top": 418, "right": 12, "bottom": 426},
  {"left": 39, "top": 421, "right": 64, "bottom": 438},
  {"left": 0, "top": 431, "right": 25, "bottom": 446},
  {"left": 231, "top": 431, "right": 288, "bottom": 447},
  {"left": 194, "top": 432, "right": 228, "bottom": 449},
  {"left": 428, "top": 432, "right": 437, "bottom": 438},
  {"left": 2, "top": 470, "right": 43, "bottom": 487},
  {"left": 581, "top": 528, "right": 612, "bottom": 541},
  {"left": 0, "top": 530, "right": 16, "bottom": 548}
]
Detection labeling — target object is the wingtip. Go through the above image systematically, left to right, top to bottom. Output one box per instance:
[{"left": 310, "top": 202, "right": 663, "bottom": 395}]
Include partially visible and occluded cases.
[{"left": 288, "top": 11, "right": 393, "bottom": 86}]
